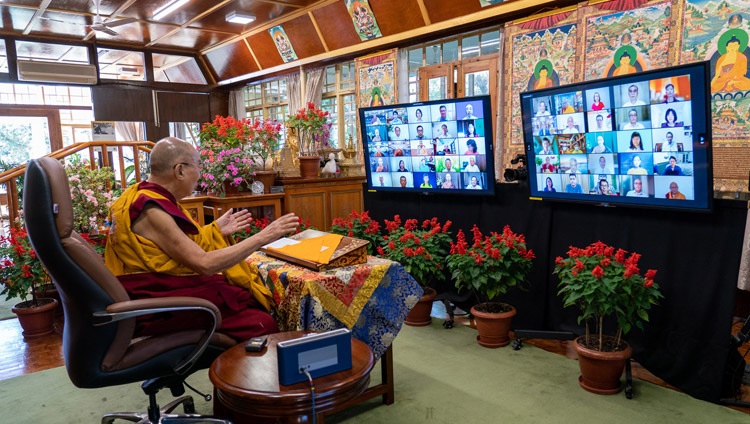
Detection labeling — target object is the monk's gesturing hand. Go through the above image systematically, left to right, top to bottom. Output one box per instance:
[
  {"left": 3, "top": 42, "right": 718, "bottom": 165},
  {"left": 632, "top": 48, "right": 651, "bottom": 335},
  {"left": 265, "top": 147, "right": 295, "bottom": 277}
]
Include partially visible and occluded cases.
[
  {"left": 216, "top": 208, "right": 253, "bottom": 235},
  {"left": 261, "top": 213, "right": 299, "bottom": 241}
]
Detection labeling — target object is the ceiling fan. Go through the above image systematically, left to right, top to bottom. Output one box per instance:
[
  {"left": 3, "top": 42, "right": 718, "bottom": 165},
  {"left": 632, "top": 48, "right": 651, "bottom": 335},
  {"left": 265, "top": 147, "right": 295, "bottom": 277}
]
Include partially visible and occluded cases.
[
  {"left": 40, "top": 0, "right": 137, "bottom": 36},
  {"left": 87, "top": 0, "right": 137, "bottom": 36}
]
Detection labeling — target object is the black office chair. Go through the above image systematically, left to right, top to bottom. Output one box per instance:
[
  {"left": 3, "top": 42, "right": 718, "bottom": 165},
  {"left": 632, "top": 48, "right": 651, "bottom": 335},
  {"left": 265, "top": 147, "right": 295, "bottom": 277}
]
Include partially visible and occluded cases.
[{"left": 23, "top": 157, "right": 235, "bottom": 423}]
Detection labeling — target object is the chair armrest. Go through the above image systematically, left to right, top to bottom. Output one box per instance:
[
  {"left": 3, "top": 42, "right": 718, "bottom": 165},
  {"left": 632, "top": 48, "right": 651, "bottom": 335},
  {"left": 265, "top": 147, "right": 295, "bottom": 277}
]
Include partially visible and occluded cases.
[{"left": 94, "top": 297, "right": 222, "bottom": 375}]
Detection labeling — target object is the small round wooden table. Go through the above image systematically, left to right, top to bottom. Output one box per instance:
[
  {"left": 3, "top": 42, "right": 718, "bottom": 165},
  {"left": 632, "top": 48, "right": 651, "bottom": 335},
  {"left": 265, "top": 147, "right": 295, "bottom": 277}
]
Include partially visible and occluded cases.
[{"left": 209, "top": 331, "right": 375, "bottom": 424}]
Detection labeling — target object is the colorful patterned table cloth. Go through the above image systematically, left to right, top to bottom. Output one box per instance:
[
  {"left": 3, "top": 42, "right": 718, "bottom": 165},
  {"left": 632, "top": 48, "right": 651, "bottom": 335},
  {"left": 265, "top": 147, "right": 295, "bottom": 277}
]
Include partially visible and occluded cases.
[{"left": 247, "top": 252, "right": 423, "bottom": 360}]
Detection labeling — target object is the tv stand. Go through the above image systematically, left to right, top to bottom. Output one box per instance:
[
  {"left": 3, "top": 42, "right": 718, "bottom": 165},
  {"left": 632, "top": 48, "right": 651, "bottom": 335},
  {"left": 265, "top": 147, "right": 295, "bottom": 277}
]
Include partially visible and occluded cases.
[{"left": 512, "top": 329, "right": 633, "bottom": 399}]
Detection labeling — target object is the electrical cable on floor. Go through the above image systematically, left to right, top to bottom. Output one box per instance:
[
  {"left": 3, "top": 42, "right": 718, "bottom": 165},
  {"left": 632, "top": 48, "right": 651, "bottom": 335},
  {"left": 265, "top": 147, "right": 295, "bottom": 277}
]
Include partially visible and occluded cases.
[{"left": 301, "top": 368, "right": 316, "bottom": 424}]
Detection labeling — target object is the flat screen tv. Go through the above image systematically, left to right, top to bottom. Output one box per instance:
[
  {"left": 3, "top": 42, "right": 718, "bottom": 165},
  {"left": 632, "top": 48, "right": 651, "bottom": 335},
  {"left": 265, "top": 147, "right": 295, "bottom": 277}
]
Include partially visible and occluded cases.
[
  {"left": 520, "top": 62, "right": 712, "bottom": 212},
  {"left": 359, "top": 95, "right": 495, "bottom": 195}
]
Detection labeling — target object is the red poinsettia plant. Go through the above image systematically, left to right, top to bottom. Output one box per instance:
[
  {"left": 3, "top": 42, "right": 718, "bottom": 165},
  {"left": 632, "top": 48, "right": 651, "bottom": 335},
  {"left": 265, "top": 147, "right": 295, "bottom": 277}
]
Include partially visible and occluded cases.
[
  {"left": 330, "top": 210, "right": 384, "bottom": 256},
  {"left": 377, "top": 215, "right": 452, "bottom": 288},
  {"left": 446, "top": 225, "right": 535, "bottom": 312},
  {"left": 554, "top": 241, "right": 663, "bottom": 352}
]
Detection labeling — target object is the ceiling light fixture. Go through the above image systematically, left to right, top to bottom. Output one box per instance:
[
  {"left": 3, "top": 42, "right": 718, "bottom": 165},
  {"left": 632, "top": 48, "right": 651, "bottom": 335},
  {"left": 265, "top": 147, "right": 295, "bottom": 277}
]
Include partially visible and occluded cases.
[
  {"left": 153, "top": 0, "right": 190, "bottom": 21},
  {"left": 226, "top": 11, "right": 256, "bottom": 25}
]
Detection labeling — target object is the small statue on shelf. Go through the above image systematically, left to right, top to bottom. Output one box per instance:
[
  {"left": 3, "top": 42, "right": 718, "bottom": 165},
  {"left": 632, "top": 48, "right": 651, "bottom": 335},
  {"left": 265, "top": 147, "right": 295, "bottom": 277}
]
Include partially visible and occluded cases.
[{"left": 321, "top": 152, "right": 338, "bottom": 177}]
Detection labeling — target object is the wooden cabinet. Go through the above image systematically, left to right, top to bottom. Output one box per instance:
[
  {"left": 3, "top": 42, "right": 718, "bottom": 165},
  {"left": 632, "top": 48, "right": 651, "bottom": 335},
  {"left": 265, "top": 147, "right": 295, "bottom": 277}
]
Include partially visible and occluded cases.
[{"left": 278, "top": 177, "right": 365, "bottom": 231}]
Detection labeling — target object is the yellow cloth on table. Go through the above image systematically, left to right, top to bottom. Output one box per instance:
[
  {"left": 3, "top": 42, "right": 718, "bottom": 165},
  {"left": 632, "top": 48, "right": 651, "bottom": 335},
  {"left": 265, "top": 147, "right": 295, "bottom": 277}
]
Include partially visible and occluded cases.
[{"left": 267, "top": 234, "right": 343, "bottom": 264}]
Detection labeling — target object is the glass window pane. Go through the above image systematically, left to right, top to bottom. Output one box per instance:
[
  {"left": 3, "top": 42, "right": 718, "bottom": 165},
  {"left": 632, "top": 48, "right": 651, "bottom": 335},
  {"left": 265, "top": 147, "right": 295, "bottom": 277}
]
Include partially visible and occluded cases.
[
  {"left": 481, "top": 31, "right": 501, "bottom": 56},
  {"left": 461, "top": 35, "right": 480, "bottom": 59},
  {"left": 0, "top": 40, "right": 7, "bottom": 73},
  {"left": 443, "top": 40, "right": 458, "bottom": 63},
  {"left": 425, "top": 44, "right": 441, "bottom": 65},
  {"left": 98, "top": 48, "right": 146, "bottom": 81},
  {"left": 408, "top": 48, "right": 423, "bottom": 72},
  {"left": 152, "top": 53, "right": 206, "bottom": 85},
  {"left": 340, "top": 62, "right": 355, "bottom": 91},
  {"left": 324, "top": 65, "right": 336, "bottom": 94},
  {"left": 465, "top": 70, "right": 490, "bottom": 97},
  {"left": 428, "top": 76, "right": 447, "bottom": 101},
  {"left": 343, "top": 94, "right": 357, "bottom": 145},
  {"left": 321, "top": 97, "right": 338, "bottom": 147}
]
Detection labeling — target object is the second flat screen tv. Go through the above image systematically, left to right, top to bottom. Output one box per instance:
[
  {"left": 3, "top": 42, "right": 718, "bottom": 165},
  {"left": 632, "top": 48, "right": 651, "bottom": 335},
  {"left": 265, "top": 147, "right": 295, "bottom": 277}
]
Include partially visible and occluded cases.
[
  {"left": 520, "top": 62, "right": 712, "bottom": 212},
  {"left": 359, "top": 95, "right": 495, "bottom": 195}
]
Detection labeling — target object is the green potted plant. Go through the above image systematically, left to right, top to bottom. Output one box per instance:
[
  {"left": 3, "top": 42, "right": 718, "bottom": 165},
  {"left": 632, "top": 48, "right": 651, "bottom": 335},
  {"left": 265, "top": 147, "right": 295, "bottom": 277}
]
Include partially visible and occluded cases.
[
  {"left": 285, "top": 102, "right": 331, "bottom": 177},
  {"left": 198, "top": 115, "right": 257, "bottom": 196},
  {"left": 330, "top": 210, "right": 384, "bottom": 256},
  {"left": 377, "top": 215, "right": 452, "bottom": 326},
  {"left": 446, "top": 224, "right": 535, "bottom": 347},
  {"left": 0, "top": 226, "right": 58, "bottom": 338},
  {"left": 554, "top": 241, "right": 662, "bottom": 394}
]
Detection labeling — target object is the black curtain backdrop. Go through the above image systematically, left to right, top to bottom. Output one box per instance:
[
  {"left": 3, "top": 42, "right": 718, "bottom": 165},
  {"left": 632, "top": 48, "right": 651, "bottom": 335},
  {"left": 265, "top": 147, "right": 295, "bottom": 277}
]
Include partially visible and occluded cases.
[{"left": 364, "top": 182, "right": 746, "bottom": 402}]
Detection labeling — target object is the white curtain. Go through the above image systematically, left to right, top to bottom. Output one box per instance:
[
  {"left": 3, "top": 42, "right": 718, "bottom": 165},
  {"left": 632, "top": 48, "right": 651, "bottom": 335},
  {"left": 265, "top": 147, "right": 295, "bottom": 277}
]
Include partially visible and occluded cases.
[
  {"left": 305, "top": 68, "right": 324, "bottom": 106},
  {"left": 288, "top": 72, "right": 302, "bottom": 116},
  {"left": 228, "top": 88, "right": 245, "bottom": 118},
  {"left": 114, "top": 121, "right": 144, "bottom": 141},
  {"left": 738, "top": 204, "right": 750, "bottom": 290}
]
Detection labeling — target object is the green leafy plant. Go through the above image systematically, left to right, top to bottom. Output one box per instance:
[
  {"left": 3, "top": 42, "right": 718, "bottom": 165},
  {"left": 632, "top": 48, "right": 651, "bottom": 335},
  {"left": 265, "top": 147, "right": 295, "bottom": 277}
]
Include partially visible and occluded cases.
[
  {"left": 285, "top": 102, "right": 331, "bottom": 156},
  {"left": 248, "top": 119, "right": 282, "bottom": 170},
  {"left": 330, "top": 210, "right": 384, "bottom": 256},
  {"left": 377, "top": 215, "right": 452, "bottom": 287},
  {"left": 446, "top": 225, "right": 535, "bottom": 311},
  {"left": 554, "top": 241, "right": 663, "bottom": 351}
]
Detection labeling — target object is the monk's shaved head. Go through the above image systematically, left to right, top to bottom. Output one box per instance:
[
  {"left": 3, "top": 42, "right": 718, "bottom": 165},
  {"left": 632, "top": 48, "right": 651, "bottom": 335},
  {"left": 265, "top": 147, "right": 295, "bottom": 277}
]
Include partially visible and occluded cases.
[{"left": 150, "top": 137, "right": 197, "bottom": 176}]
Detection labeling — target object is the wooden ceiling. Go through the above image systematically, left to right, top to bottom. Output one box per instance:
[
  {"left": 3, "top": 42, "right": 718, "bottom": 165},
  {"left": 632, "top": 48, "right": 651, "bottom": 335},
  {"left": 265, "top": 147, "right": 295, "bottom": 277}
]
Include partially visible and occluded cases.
[{"left": 0, "top": 0, "right": 566, "bottom": 85}]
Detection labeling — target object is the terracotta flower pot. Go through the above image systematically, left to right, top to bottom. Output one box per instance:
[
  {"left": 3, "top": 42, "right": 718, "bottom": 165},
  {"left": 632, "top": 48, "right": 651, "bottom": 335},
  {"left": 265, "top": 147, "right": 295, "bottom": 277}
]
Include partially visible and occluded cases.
[
  {"left": 299, "top": 156, "right": 321, "bottom": 178},
  {"left": 404, "top": 287, "right": 436, "bottom": 327},
  {"left": 12, "top": 298, "right": 58, "bottom": 339},
  {"left": 471, "top": 303, "right": 516, "bottom": 348},
  {"left": 574, "top": 335, "right": 633, "bottom": 395}
]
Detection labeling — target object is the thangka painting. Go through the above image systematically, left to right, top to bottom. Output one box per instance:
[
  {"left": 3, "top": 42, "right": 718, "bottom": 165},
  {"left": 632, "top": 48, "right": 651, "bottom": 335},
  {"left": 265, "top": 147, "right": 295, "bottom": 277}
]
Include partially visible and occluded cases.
[
  {"left": 345, "top": 0, "right": 382, "bottom": 41},
  {"left": 480, "top": 0, "right": 504, "bottom": 6},
  {"left": 679, "top": 1, "right": 750, "bottom": 140},
  {"left": 583, "top": 2, "right": 673, "bottom": 81},
  {"left": 505, "top": 22, "right": 578, "bottom": 146},
  {"left": 269, "top": 25, "right": 297, "bottom": 63},
  {"left": 355, "top": 49, "right": 397, "bottom": 108}
]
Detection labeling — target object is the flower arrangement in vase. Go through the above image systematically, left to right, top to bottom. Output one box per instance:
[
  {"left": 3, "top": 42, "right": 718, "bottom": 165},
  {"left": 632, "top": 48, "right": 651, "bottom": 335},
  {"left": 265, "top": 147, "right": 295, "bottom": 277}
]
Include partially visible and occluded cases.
[
  {"left": 285, "top": 102, "right": 332, "bottom": 157},
  {"left": 198, "top": 115, "right": 256, "bottom": 196},
  {"left": 248, "top": 118, "right": 282, "bottom": 171},
  {"left": 330, "top": 210, "right": 384, "bottom": 256},
  {"left": 446, "top": 225, "right": 534, "bottom": 347},
  {"left": 554, "top": 241, "right": 662, "bottom": 351}
]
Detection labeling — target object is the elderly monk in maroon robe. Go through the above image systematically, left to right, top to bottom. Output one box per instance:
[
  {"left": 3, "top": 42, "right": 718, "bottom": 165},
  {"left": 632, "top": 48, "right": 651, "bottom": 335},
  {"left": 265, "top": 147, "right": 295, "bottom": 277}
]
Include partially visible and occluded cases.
[{"left": 105, "top": 137, "right": 299, "bottom": 341}]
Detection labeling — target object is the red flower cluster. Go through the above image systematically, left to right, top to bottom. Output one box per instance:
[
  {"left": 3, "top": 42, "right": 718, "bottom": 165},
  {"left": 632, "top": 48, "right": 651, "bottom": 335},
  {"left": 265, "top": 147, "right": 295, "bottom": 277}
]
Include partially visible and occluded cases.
[
  {"left": 330, "top": 210, "right": 384, "bottom": 256},
  {"left": 447, "top": 225, "right": 535, "bottom": 303},
  {"left": 0, "top": 227, "right": 49, "bottom": 305},
  {"left": 554, "top": 241, "right": 663, "bottom": 350}
]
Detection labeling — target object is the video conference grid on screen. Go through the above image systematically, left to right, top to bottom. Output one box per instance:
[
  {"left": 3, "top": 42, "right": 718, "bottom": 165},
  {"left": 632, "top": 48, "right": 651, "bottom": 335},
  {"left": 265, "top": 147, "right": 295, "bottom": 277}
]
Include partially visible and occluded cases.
[
  {"left": 524, "top": 69, "right": 707, "bottom": 205},
  {"left": 360, "top": 96, "right": 493, "bottom": 194}
]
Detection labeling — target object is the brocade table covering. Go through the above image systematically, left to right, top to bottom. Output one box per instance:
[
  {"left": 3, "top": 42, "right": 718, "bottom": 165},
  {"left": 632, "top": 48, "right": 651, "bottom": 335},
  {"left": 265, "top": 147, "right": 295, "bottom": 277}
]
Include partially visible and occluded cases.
[{"left": 247, "top": 252, "right": 423, "bottom": 360}]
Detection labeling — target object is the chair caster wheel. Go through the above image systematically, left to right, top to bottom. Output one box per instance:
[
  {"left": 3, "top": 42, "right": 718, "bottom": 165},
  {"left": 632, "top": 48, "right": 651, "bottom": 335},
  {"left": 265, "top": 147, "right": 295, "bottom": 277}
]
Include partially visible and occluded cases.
[
  {"left": 442, "top": 320, "right": 454, "bottom": 329},
  {"left": 512, "top": 338, "right": 523, "bottom": 350},
  {"left": 625, "top": 385, "right": 633, "bottom": 399}
]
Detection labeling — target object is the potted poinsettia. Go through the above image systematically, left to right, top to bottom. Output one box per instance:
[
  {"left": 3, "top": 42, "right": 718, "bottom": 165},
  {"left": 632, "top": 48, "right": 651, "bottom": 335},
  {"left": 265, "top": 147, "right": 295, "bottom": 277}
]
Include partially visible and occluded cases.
[
  {"left": 330, "top": 210, "right": 384, "bottom": 256},
  {"left": 377, "top": 215, "right": 452, "bottom": 326},
  {"left": 446, "top": 224, "right": 535, "bottom": 347},
  {"left": 0, "top": 225, "right": 58, "bottom": 338},
  {"left": 554, "top": 241, "right": 662, "bottom": 394}
]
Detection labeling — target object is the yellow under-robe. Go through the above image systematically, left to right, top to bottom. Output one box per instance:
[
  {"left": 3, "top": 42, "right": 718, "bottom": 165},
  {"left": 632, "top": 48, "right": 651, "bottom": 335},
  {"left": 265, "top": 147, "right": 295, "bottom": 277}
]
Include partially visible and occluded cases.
[{"left": 105, "top": 182, "right": 273, "bottom": 311}]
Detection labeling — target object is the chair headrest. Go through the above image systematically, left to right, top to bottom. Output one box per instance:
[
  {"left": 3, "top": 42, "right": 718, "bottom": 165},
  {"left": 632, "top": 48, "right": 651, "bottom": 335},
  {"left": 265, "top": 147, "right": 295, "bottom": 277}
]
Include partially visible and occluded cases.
[{"left": 35, "top": 157, "right": 74, "bottom": 238}]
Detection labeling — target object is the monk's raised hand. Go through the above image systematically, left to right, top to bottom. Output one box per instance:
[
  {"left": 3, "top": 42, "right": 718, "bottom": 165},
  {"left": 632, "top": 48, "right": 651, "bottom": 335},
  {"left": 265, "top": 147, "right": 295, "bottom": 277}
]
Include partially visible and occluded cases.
[{"left": 217, "top": 208, "right": 253, "bottom": 235}]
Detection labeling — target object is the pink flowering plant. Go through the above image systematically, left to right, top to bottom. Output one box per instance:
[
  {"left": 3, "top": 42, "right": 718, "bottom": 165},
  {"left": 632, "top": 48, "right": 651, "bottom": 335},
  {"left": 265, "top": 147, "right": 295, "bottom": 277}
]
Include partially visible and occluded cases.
[
  {"left": 286, "top": 102, "right": 332, "bottom": 155},
  {"left": 198, "top": 115, "right": 256, "bottom": 195},
  {"left": 65, "top": 160, "right": 116, "bottom": 233},
  {"left": 330, "top": 210, "right": 384, "bottom": 256},
  {"left": 377, "top": 215, "right": 452, "bottom": 287},
  {"left": 446, "top": 225, "right": 535, "bottom": 312},
  {"left": 554, "top": 241, "right": 663, "bottom": 352}
]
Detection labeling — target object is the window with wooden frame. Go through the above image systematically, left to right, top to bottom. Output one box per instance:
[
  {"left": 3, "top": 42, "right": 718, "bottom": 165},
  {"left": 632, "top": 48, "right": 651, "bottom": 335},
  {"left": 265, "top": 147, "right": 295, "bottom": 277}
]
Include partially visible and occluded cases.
[{"left": 320, "top": 61, "right": 356, "bottom": 148}]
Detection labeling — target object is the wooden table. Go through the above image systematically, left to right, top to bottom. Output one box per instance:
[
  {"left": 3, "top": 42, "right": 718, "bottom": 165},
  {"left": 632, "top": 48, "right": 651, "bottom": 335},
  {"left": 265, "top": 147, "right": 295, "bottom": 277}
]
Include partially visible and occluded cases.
[
  {"left": 178, "top": 193, "right": 208, "bottom": 225},
  {"left": 203, "top": 193, "right": 284, "bottom": 222},
  {"left": 209, "top": 331, "right": 375, "bottom": 424}
]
